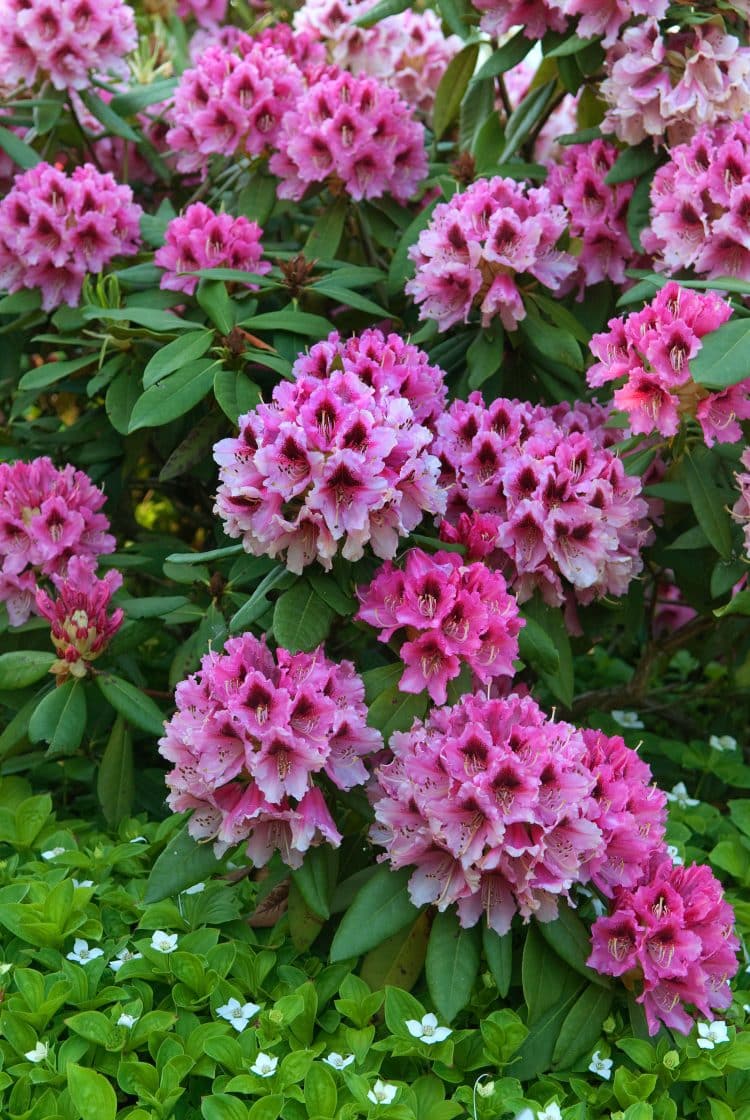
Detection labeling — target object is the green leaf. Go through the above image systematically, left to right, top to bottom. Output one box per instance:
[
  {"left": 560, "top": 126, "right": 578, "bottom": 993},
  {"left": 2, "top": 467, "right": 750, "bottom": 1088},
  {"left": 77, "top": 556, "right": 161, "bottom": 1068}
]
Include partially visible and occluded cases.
[
  {"left": 354, "top": 0, "right": 410, "bottom": 25},
  {"left": 473, "top": 29, "right": 531, "bottom": 81},
  {"left": 546, "top": 34, "right": 597, "bottom": 57},
  {"left": 434, "top": 44, "right": 479, "bottom": 140},
  {"left": 109, "top": 78, "right": 178, "bottom": 115},
  {"left": 461, "top": 80, "right": 496, "bottom": 156},
  {"left": 499, "top": 81, "right": 556, "bottom": 163},
  {"left": 78, "top": 89, "right": 140, "bottom": 140},
  {"left": 0, "top": 125, "right": 41, "bottom": 169},
  {"left": 605, "top": 143, "right": 661, "bottom": 185},
  {"left": 626, "top": 174, "right": 654, "bottom": 254},
  {"left": 305, "top": 197, "right": 348, "bottom": 260},
  {"left": 387, "top": 197, "right": 440, "bottom": 296},
  {"left": 196, "top": 280, "right": 235, "bottom": 335},
  {"left": 312, "top": 284, "right": 391, "bottom": 318},
  {"left": 82, "top": 305, "right": 198, "bottom": 332},
  {"left": 239, "top": 309, "right": 332, "bottom": 337},
  {"left": 519, "top": 314, "right": 583, "bottom": 372},
  {"left": 689, "top": 317, "right": 750, "bottom": 390},
  {"left": 467, "top": 329, "right": 503, "bottom": 389},
  {"left": 143, "top": 331, "right": 214, "bottom": 388},
  {"left": 18, "top": 354, "right": 95, "bottom": 392},
  {"left": 128, "top": 359, "right": 218, "bottom": 432},
  {"left": 106, "top": 368, "right": 141, "bottom": 435},
  {"left": 213, "top": 368, "right": 262, "bottom": 423},
  {"left": 159, "top": 411, "right": 229, "bottom": 483},
  {"left": 683, "top": 450, "right": 733, "bottom": 560},
  {"left": 166, "top": 544, "right": 243, "bottom": 565},
  {"left": 229, "top": 566, "right": 292, "bottom": 632},
  {"left": 306, "top": 570, "right": 355, "bottom": 616},
  {"left": 272, "top": 580, "right": 334, "bottom": 652},
  {"left": 715, "top": 588, "right": 750, "bottom": 617},
  {"left": 520, "top": 598, "right": 573, "bottom": 707},
  {"left": 518, "top": 615, "right": 560, "bottom": 677},
  {"left": 0, "top": 651, "right": 54, "bottom": 689},
  {"left": 95, "top": 674, "right": 165, "bottom": 736},
  {"left": 29, "top": 680, "right": 87, "bottom": 758},
  {"left": 366, "top": 683, "right": 428, "bottom": 740},
  {"left": 0, "top": 696, "right": 38, "bottom": 758},
  {"left": 97, "top": 716, "right": 134, "bottom": 827},
  {"left": 144, "top": 821, "right": 223, "bottom": 903},
  {"left": 291, "top": 846, "right": 338, "bottom": 920},
  {"left": 330, "top": 866, "right": 422, "bottom": 961},
  {"left": 536, "top": 908, "right": 611, "bottom": 989},
  {"left": 425, "top": 909, "right": 481, "bottom": 1022},
  {"left": 360, "top": 912, "right": 431, "bottom": 993},
  {"left": 522, "top": 922, "right": 576, "bottom": 1024},
  {"left": 482, "top": 925, "right": 512, "bottom": 998},
  {"left": 513, "top": 931, "right": 583, "bottom": 1080},
  {"left": 552, "top": 984, "right": 613, "bottom": 1069},
  {"left": 384, "top": 985, "right": 426, "bottom": 1036},
  {"left": 479, "top": 1008, "right": 528, "bottom": 1065},
  {"left": 67, "top": 1064, "right": 117, "bottom": 1120},
  {"left": 304, "top": 1065, "right": 337, "bottom": 1117},
  {"left": 201, "top": 1095, "right": 247, "bottom": 1120}
]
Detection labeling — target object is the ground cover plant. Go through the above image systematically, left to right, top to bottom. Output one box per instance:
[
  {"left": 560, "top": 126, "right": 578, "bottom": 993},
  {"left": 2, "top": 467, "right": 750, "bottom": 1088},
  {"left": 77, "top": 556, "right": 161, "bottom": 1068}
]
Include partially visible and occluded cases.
[{"left": 0, "top": 0, "right": 749, "bottom": 1117}]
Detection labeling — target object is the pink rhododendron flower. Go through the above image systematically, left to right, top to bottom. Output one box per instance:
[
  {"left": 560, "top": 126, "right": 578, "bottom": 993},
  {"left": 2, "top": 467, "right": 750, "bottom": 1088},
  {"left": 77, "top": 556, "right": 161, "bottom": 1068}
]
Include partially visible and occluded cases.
[
  {"left": 0, "top": 0, "right": 137, "bottom": 91},
  {"left": 178, "top": 0, "right": 228, "bottom": 26},
  {"left": 293, "top": 0, "right": 460, "bottom": 114},
  {"left": 470, "top": 0, "right": 665, "bottom": 48},
  {"left": 470, "top": 0, "right": 565, "bottom": 42},
  {"left": 601, "top": 21, "right": 750, "bottom": 147},
  {"left": 189, "top": 24, "right": 326, "bottom": 73},
  {"left": 166, "top": 40, "right": 304, "bottom": 174},
  {"left": 270, "top": 69, "right": 427, "bottom": 202},
  {"left": 643, "top": 115, "right": 750, "bottom": 281},
  {"left": 545, "top": 140, "right": 637, "bottom": 294},
  {"left": 0, "top": 163, "right": 141, "bottom": 311},
  {"left": 405, "top": 177, "right": 575, "bottom": 332},
  {"left": 155, "top": 203, "right": 270, "bottom": 296},
  {"left": 589, "top": 282, "right": 750, "bottom": 446},
  {"left": 291, "top": 328, "right": 447, "bottom": 427},
  {"left": 435, "top": 395, "right": 650, "bottom": 608},
  {"left": 733, "top": 449, "right": 750, "bottom": 560},
  {"left": 0, "top": 457, "right": 115, "bottom": 626},
  {"left": 357, "top": 548, "right": 523, "bottom": 704},
  {"left": 36, "top": 557, "right": 124, "bottom": 679},
  {"left": 652, "top": 570, "right": 697, "bottom": 638},
  {"left": 159, "top": 634, "right": 382, "bottom": 868},
  {"left": 370, "top": 694, "right": 663, "bottom": 935},
  {"left": 589, "top": 854, "right": 739, "bottom": 1035}
]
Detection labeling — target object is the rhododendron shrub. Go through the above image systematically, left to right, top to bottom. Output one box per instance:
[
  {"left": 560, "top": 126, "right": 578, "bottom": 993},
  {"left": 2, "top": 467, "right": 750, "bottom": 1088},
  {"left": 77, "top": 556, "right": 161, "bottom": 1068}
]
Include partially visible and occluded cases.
[{"left": 0, "top": 0, "right": 748, "bottom": 1102}]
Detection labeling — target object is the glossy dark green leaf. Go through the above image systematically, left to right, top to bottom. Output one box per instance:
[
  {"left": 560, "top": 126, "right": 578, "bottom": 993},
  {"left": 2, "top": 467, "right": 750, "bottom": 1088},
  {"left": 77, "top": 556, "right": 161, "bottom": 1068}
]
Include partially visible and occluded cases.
[
  {"left": 473, "top": 29, "right": 531, "bottom": 81},
  {"left": 434, "top": 44, "right": 479, "bottom": 140},
  {"left": 110, "top": 78, "right": 178, "bottom": 115},
  {"left": 499, "top": 81, "right": 555, "bottom": 163},
  {"left": 78, "top": 90, "right": 140, "bottom": 141},
  {"left": 0, "top": 125, "right": 41, "bottom": 169},
  {"left": 605, "top": 143, "right": 661, "bottom": 185},
  {"left": 304, "top": 197, "right": 348, "bottom": 260},
  {"left": 689, "top": 318, "right": 750, "bottom": 390},
  {"left": 128, "top": 359, "right": 218, "bottom": 432},
  {"left": 213, "top": 368, "right": 262, "bottom": 423},
  {"left": 683, "top": 450, "right": 733, "bottom": 561},
  {"left": 272, "top": 580, "right": 334, "bottom": 652},
  {"left": 0, "top": 651, "right": 54, "bottom": 690},
  {"left": 95, "top": 674, "right": 165, "bottom": 736},
  {"left": 29, "top": 680, "right": 87, "bottom": 759},
  {"left": 366, "top": 682, "right": 428, "bottom": 739},
  {"left": 97, "top": 716, "right": 134, "bottom": 826},
  {"left": 144, "top": 820, "right": 223, "bottom": 903},
  {"left": 291, "top": 846, "right": 338, "bottom": 920},
  {"left": 330, "top": 866, "right": 422, "bottom": 961},
  {"left": 537, "top": 907, "right": 611, "bottom": 989},
  {"left": 426, "top": 910, "right": 481, "bottom": 1022},
  {"left": 482, "top": 925, "right": 512, "bottom": 998},
  {"left": 552, "top": 984, "right": 613, "bottom": 1069}
]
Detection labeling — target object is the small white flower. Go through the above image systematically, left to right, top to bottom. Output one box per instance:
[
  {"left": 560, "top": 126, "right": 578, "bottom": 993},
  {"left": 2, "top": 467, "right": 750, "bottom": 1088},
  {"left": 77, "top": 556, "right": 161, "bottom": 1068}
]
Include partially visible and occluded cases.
[
  {"left": 611, "top": 710, "right": 644, "bottom": 730},
  {"left": 709, "top": 735, "right": 737, "bottom": 753},
  {"left": 665, "top": 782, "right": 700, "bottom": 809},
  {"left": 129, "top": 836, "right": 148, "bottom": 844},
  {"left": 666, "top": 844, "right": 684, "bottom": 866},
  {"left": 41, "top": 847, "right": 65, "bottom": 860},
  {"left": 72, "top": 879, "right": 93, "bottom": 889},
  {"left": 182, "top": 881, "right": 206, "bottom": 895},
  {"left": 150, "top": 930, "right": 178, "bottom": 954},
  {"left": 66, "top": 938, "right": 104, "bottom": 964},
  {"left": 110, "top": 947, "right": 143, "bottom": 973},
  {"left": 216, "top": 997, "right": 261, "bottom": 1032},
  {"left": 743, "top": 1004, "right": 750, "bottom": 1015},
  {"left": 404, "top": 1012, "right": 452, "bottom": 1044},
  {"left": 117, "top": 1013, "right": 137, "bottom": 1029},
  {"left": 697, "top": 1020, "right": 729, "bottom": 1049},
  {"left": 24, "top": 1041, "right": 48, "bottom": 1063},
  {"left": 589, "top": 1050, "right": 613, "bottom": 1079},
  {"left": 323, "top": 1052, "right": 355, "bottom": 1069},
  {"left": 250, "top": 1053, "right": 278, "bottom": 1078},
  {"left": 367, "top": 1079, "right": 398, "bottom": 1105},
  {"left": 476, "top": 1079, "right": 495, "bottom": 1098},
  {"left": 538, "top": 1104, "right": 563, "bottom": 1120},
  {"left": 513, "top": 1112, "right": 534, "bottom": 1120}
]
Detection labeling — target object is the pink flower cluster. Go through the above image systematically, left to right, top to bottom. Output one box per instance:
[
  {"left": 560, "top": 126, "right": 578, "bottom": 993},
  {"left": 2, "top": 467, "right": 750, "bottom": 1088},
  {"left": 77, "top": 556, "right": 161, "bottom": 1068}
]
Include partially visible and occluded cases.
[
  {"left": 0, "top": 0, "right": 136, "bottom": 91},
  {"left": 178, "top": 0, "right": 228, "bottom": 26},
  {"left": 293, "top": 0, "right": 460, "bottom": 114},
  {"left": 470, "top": 0, "right": 665, "bottom": 49},
  {"left": 601, "top": 21, "right": 750, "bottom": 147},
  {"left": 189, "top": 24, "right": 326, "bottom": 73},
  {"left": 166, "top": 41, "right": 304, "bottom": 174},
  {"left": 269, "top": 69, "right": 427, "bottom": 203},
  {"left": 642, "top": 116, "right": 750, "bottom": 282},
  {"left": 545, "top": 140, "right": 636, "bottom": 295},
  {"left": 0, "top": 162, "right": 142, "bottom": 311},
  {"left": 405, "top": 177, "right": 575, "bottom": 332},
  {"left": 155, "top": 202, "right": 270, "bottom": 296},
  {"left": 588, "top": 282, "right": 750, "bottom": 446},
  {"left": 291, "top": 328, "right": 447, "bottom": 427},
  {"left": 214, "top": 349, "right": 445, "bottom": 573},
  {"left": 434, "top": 394, "right": 650, "bottom": 607},
  {"left": 733, "top": 449, "right": 750, "bottom": 561},
  {"left": 0, "top": 457, "right": 115, "bottom": 628},
  {"left": 356, "top": 549, "right": 523, "bottom": 704},
  {"left": 36, "top": 556, "right": 124, "bottom": 680},
  {"left": 159, "top": 633, "right": 382, "bottom": 868},
  {"left": 370, "top": 693, "right": 665, "bottom": 935},
  {"left": 589, "top": 853, "right": 739, "bottom": 1035}
]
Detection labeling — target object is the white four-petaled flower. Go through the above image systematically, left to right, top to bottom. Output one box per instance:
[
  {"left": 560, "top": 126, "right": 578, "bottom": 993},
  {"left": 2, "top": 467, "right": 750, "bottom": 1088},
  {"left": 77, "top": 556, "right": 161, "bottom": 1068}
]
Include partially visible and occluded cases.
[
  {"left": 611, "top": 710, "right": 644, "bottom": 730},
  {"left": 709, "top": 734, "right": 737, "bottom": 753},
  {"left": 666, "top": 782, "right": 699, "bottom": 808},
  {"left": 41, "top": 847, "right": 65, "bottom": 860},
  {"left": 72, "top": 879, "right": 93, "bottom": 889},
  {"left": 182, "top": 881, "right": 206, "bottom": 895},
  {"left": 150, "top": 930, "right": 178, "bottom": 954},
  {"left": 66, "top": 938, "right": 104, "bottom": 964},
  {"left": 110, "top": 947, "right": 143, "bottom": 972},
  {"left": 216, "top": 997, "right": 260, "bottom": 1032},
  {"left": 404, "top": 1012, "right": 452, "bottom": 1044},
  {"left": 117, "top": 1013, "right": 137, "bottom": 1028},
  {"left": 697, "top": 1020, "right": 729, "bottom": 1049},
  {"left": 24, "top": 1041, "right": 48, "bottom": 1063},
  {"left": 589, "top": 1050, "right": 613, "bottom": 1079},
  {"left": 323, "top": 1052, "right": 355, "bottom": 1069},
  {"left": 250, "top": 1053, "right": 278, "bottom": 1077},
  {"left": 367, "top": 1079, "right": 397, "bottom": 1104},
  {"left": 538, "top": 1104, "right": 563, "bottom": 1120}
]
